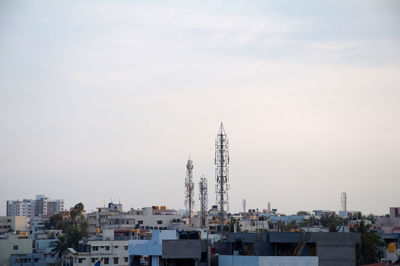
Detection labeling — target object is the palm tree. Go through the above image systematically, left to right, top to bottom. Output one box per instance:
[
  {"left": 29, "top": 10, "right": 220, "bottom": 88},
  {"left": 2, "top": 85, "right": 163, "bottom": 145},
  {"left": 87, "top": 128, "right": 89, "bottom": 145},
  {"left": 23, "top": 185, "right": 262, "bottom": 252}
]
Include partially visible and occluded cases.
[
  {"left": 351, "top": 220, "right": 384, "bottom": 265},
  {"left": 51, "top": 235, "right": 68, "bottom": 259}
]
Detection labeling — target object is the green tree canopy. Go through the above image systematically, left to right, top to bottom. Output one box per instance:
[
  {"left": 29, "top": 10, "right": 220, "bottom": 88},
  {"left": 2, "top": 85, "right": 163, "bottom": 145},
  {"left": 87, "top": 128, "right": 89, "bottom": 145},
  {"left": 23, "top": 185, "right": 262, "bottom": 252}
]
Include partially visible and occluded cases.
[
  {"left": 48, "top": 203, "right": 88, "bottom": 258},
  {"left": 351, "top": 220, "right": 384, "bottom": 265}
]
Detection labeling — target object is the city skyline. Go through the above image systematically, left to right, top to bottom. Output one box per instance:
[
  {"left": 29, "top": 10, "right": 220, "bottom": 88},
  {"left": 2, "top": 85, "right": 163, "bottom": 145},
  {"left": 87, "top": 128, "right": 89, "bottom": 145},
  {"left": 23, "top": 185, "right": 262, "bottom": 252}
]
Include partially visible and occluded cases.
[{"left": 1, "top": 1, "right": 400, "bottom": 216}]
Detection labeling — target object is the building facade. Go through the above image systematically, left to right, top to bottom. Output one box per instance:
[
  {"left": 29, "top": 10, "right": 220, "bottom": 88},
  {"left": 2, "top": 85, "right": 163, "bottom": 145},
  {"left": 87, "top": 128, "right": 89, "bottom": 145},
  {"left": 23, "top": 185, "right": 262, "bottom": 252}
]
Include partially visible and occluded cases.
[
  {"left": 6, "top": 195, "right": 64, "bottom": 223},
  {"left": 0, "top": 216, "right": 26, "bottom": 234},
  {"left": 0, "top": 234, "right": 33, "bottom": 265}
]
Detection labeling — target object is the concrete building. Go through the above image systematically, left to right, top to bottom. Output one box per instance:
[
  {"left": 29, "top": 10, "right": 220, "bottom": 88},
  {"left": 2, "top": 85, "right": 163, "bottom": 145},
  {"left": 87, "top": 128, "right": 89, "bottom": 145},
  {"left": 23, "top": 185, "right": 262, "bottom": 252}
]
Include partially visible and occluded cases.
[
  {"left": 6, "top": 195, "right": 64, "bottom": 222},
  {"left": 34, "top": 195, "right": 64, "bottom": 216},
  {"left": 6, "top": 200, "right": 35, "bottom": 220},
  {"left": 87, "top": 203, "right": 126, "bottom": 235},
  {"left": 88, "top": 204, "right": 182, "bottom": 236},
  {"left": 375, "top": 207, "right": 400, "bottom": 234},
  {"left": 30, "top": 215, "right": 62, "bottom": 240},
  {"left": 0, "top": 216, "right": 26, "bottom": 234},
  {"left": 129, "top": 230, "right": 208, "bottom": 266},
  {"left": 216, "top": 232, "right": 360, "bottom": 266},
  {"left": 0, "top": 234, "right": 33, "bottom": 265},
  {"left": 62, "top": 239, "right": 130, "bottom": 266},
  {"left": 10, "top": 253, "right": 47, "bottom": 266},
  {"left": 219, "top": 255, "right": 318, "bottom": 266}
]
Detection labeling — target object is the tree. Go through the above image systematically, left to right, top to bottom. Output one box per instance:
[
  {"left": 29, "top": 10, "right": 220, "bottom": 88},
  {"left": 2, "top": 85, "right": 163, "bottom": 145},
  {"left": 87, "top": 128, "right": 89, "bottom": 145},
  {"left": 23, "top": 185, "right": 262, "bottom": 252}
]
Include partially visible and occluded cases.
[
  {"left": 48, "top": 203, "right": 88, "bottom": 259},
  {"left": 45, "top": 212, "right": 65, "bottom": 230},
  {"left": 229, "top": 218, "right": 242, "bottom": 232},
  {"left": 351, "top": 220, "right": 384, "bottom": 265},
  {"left": 51, "top": 235, "right": 68, "bottom": 258}
]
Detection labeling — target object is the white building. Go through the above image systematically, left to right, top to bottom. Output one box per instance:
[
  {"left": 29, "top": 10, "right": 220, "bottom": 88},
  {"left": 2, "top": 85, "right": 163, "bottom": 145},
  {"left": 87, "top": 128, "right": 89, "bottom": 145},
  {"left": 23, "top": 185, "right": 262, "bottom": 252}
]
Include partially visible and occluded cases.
[
  {"left": 6, "top": 195, "right": 64, "bottom": 222},
  {"left": 6, "top": 200, "right": 35, "bottom": 220},
  {"left": 88, "top": 205, "right": 183, "bottom": 236},
  {"left": 62, "top": 238, "right": 130, "bottom": 265}
]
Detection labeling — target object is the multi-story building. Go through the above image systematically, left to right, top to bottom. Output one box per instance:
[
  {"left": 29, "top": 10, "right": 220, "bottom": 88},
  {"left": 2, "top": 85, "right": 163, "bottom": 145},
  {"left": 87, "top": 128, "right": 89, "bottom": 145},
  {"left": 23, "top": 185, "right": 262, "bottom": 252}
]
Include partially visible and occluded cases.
[
  {"left": 6, "top": 195, "right": 64, "bottom": 223},
  {"left": 34, "top": 195, "right": 64, "bottom": 216},
  {"left": 6, "top": 200, "right": 35, "bottom": 220},
  {"left": 87, "top": 204, "right": 183, "bottom": 236},
  {"left": 375, "top": 207, "right": 400, "bottom": 234},
  {"left": 0, "top": 216, "right": 26, "bottom": 234},
  {"left": 62, "top": 230, "right": 130, "bottom": 266},
  {"left": 0, "top": 234, "right": 33, "bottom": 265}
]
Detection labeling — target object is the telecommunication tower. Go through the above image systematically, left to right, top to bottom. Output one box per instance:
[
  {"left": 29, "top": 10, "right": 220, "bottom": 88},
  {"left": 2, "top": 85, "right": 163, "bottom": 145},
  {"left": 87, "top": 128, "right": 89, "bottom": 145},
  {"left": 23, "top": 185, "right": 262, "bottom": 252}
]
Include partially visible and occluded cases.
[
  {"left": 215, "top": 122, "right": 230, "bottom": 223},
  {"left": 185, "top": 157, "right": 194, "bottom": 224},
  {"left": 199, "top": 176, "right": 208, "bottom": 228},
  {"left": 341, "top": 192, "right": 347, "bottom": 211},
  {"left": 242, "top": 199, "right": 246, "bottom": 213}
]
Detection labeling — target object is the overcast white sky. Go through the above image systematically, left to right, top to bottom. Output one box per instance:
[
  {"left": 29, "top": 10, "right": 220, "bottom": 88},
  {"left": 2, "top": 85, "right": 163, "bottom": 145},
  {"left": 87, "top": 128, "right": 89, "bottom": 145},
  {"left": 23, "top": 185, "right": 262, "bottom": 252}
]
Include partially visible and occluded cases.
[{"left": 1, "top": 0, "right": 400, "bottom": 216}]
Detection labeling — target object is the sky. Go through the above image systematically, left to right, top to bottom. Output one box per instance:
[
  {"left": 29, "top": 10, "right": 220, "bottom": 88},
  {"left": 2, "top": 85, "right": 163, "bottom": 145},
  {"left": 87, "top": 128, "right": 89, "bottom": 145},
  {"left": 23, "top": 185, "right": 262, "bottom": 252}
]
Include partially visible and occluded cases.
[{"left": 0, "top": 0, "right": 399, "bottom": 216}]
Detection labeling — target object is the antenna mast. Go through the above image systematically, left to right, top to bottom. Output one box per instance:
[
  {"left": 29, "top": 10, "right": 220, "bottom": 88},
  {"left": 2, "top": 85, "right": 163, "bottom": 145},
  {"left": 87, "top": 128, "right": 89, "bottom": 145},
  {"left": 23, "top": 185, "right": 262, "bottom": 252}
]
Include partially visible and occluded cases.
[
  {"left": 215, "top": 122, "right": 230, "bottom": 224},
  {"left": 185, "top": 157, "right": 194, "bottom": 225},
  {"left": 199, "top": 176, "right": 208, "bottom": 228}
]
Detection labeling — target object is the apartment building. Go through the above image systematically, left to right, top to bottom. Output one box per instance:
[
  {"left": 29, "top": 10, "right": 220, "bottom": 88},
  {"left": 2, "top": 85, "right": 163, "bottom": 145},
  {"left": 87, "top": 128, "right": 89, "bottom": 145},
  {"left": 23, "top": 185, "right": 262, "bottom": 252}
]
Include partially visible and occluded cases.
[
  {"left": 6, "top": 195, "right": 64, "bottom": 221},
  {"left": 88, "top": 204, "right": 183, "bottom": 236},
  {"left": 0, "top": 216, "right": 26, "bottom": 234},
  {"left": 0, "top": 234, "right": 33, "bottom": 265},
  {"left": 62, "top": 235, "right": 130, "bottom": 266}
]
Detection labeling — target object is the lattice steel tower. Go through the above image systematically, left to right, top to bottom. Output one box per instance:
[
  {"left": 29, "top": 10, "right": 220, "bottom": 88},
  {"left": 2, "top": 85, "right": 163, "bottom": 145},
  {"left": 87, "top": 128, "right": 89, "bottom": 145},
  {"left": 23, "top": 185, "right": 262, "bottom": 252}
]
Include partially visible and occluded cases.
[
  {"left": 215, "top": 122, "right": 230, "bottom": 223},
  {"left": 185, "top": 157, "right": 195, "bottom": 224},
  {"left": 199, "top": 176, "right": 208, "bottom": 228}
]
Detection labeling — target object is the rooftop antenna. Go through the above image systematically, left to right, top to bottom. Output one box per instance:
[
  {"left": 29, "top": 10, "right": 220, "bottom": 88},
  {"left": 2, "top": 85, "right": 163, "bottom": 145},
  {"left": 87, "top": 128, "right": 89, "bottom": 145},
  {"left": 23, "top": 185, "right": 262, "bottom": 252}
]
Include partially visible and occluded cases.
[
  {"left": 215, "top": 122, "right": 230, "bottom": 226},
  {"left": 185, "top": 157, "right": 195, "bottom": 226},
  {"left": 199, "top": 175, "right": 208, "bottom": 228}
]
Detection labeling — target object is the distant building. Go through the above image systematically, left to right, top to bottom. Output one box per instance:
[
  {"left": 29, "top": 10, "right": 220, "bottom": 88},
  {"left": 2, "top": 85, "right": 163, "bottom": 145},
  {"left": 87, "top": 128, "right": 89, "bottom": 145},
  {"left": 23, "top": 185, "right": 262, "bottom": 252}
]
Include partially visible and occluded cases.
[
  {"left": 6, "top": 195, "right": 64, "bottom": 224},
  {"left": 6, "top": 200, "right": 35, "bottom": 220},
  {"left": 87, "top": 204, "right": 182, "bottom": 236},
  {"left": 375, "top": 207, "right": 400, "bottom": 234},
  {"left": 312, "top": 210, "right": 336, "bottom": 218},
  {"left": 0, "top": 216, "right": 26, "bottom": 234}
]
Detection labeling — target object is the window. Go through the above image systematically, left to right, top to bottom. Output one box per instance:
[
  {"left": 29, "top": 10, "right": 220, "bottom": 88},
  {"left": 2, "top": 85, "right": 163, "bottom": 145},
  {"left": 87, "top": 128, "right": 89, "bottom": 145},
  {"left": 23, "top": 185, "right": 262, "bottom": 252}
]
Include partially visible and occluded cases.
[
  {"left": 138, "top": 220, "right": 143, "bottom": 224},
  {"left": 157, "top": 220, "right": 163, "bottom": 225},
  {"left": 13, "top": 245, "right": 18, "bottom": 250},
  {"left": 92, "top": 246, "right": 98, "bottom": 251},
  {"left": 105, "top": 246, "right": 110, "bottom": 251},
  {"left": 114, "top": 246, "right": 118, "bottom": 249},
  {"left": 124, "top": 246, "right": 128, "bottom": 250},
  {"left": 113, "top": 257, "right": 119, "bottom": 264},
  {"left": 125, "top": 257, "right": 129, "bottom": 262},
  {"left": 34, "top": 258, "right": 39, "bottom": 262},
  {"left": 79, "top": 258, "right": 84, "bottom": 263},
  {"left": 92, "top": 258, "right": 97, "bottom": 263},
  {"left": 104, "top": 258, "right": 109, "bottom": 264}
]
